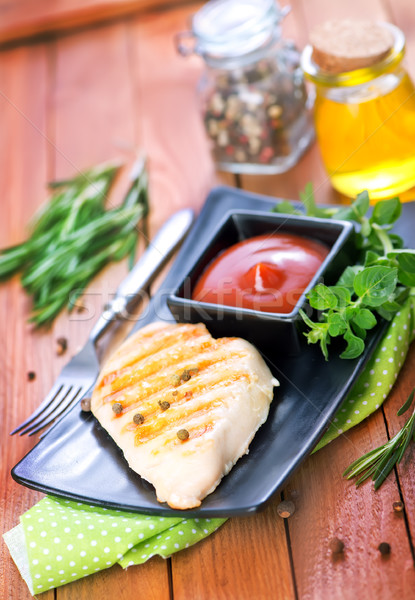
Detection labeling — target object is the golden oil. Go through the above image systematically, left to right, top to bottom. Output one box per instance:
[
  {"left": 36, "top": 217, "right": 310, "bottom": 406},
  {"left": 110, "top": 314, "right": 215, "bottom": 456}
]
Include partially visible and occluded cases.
[
  {"left": 301, "top": 22, "right": 415, "bottom": 200},
  {"left": 314, "top": 71, "right": 415, "bottom": 200}
]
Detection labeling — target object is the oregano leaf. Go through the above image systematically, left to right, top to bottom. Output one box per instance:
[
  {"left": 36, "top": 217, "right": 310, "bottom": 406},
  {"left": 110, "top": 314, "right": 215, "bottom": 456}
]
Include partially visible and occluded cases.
[
  {"left": 371, "top": 197, "right": 401, "bottom": 226},
  {"left": 387, "top": 250, "right": 415, "bottom": 273},
  {"left": 337, "top": 265, "right": 362, "bottom": 289},
  {"left": 353, "top": 266, "right": 398, "bottom": 306},
  {"left": 307, "top": 284, "right": 338, "bottom": 310},
  {"left": 330, "top": 285, "right": 352, "bottom": 307},
  {"left": 352, "top": 308, "right": 377, "bottom": 330},
  {"left": 327, "top": 312, "right": 348, "bottom": 336},
  {"left": 340, "top": 329, "right": 365, "bottom": 359}
]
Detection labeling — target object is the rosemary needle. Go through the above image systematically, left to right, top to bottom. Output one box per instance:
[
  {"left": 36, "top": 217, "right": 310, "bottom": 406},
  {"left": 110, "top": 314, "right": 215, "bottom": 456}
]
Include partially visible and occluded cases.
[{"left": 343, "top": 387, "right": 415, "bottom": 490}]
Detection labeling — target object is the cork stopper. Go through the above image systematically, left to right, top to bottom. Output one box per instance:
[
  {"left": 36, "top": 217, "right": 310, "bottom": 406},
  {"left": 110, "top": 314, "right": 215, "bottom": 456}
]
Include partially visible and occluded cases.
[{"left": 310, "top": 19, "right": 394, "bottom": 73}]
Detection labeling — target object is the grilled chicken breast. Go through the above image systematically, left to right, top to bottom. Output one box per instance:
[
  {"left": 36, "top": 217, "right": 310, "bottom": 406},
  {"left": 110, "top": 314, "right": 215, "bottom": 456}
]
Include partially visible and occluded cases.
[{"left": 91, "top": 322, "right": 277, "bottom": 509}]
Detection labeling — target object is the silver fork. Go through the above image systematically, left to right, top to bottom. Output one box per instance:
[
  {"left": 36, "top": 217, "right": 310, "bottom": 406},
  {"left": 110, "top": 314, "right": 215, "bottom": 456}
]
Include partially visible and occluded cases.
[{"left": 11, "top": 208, "right": 194, "bottom": 436}]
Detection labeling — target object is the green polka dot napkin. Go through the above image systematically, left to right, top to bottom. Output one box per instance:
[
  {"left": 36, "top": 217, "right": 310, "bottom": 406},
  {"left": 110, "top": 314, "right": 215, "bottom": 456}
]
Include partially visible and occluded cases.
[
  {"left": 315, "top": 293, "right": 415, "bottom": 450},
  {"left": 4, "top": 295, "right": 414, "bottom": 596},
  {"left": 4, "top": 496, "right": 225, "bottom": 595}
]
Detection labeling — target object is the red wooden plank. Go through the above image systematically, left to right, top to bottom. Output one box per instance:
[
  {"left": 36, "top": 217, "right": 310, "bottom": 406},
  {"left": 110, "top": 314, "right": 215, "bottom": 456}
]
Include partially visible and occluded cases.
[
  {"left": 0, "top": 0, "right": 196, "bottom": 46},
  {"left": 127, "top": 4, "right": 219, "bottom": 236},
  {"left": 0, "top": 43, "right": 55, "bottom": 600},
  {"left": 382, "top": 345, "right": 415, "bottom": 558},
  {"left": 285, "top": 411, "right": 415, "bottom": 599},
  {"left": 171, "top": 502, "right": 296, "bottom": 600},
  {"left": 58, "top": 556, "right": 170, "bottom": 600}
]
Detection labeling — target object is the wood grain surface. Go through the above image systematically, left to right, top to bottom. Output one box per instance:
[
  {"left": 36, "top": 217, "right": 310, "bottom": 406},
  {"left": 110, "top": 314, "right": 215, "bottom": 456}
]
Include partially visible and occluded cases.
[
  {"left": 0, "top": 0, "right": 194, "bottom": 47},
  {"left": 1, "top": 1, "right": 414, "bottom": 599},
  {"left": 0, "top": 42, "right": 55, "bottom": 600}
]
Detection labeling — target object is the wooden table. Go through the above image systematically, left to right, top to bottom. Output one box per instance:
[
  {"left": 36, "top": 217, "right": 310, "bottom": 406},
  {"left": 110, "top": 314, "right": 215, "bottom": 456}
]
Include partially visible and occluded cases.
[{"left": 1, "top": 1, "right": 415, "bottom": 598}]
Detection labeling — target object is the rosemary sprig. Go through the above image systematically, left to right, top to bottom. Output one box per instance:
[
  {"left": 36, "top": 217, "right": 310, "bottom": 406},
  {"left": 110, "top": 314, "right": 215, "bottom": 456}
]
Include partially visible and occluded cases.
[
  {"left": 0, "top": 160, "right": 148, "bottom": 327},
  {"left": 343, "top": 388, "right": 415, "bottom": 490}
]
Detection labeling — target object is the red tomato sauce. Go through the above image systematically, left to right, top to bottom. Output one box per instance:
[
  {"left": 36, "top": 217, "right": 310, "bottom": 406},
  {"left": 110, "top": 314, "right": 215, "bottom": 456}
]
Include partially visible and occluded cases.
[{"left": 192, "top": 233, "right": 329, "bottom": 314}]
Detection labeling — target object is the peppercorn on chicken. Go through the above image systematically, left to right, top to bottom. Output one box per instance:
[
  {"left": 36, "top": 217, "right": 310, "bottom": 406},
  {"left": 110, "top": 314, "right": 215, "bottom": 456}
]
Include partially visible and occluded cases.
[{"left": 91, "top": 322, "right": 277, "bottom": 509}]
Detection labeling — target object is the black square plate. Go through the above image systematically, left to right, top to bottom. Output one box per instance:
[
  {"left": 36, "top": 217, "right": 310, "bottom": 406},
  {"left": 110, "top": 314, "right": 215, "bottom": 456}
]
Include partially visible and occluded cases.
[{"left": 11, "top": 187, "right": 415, "bottom": 517}]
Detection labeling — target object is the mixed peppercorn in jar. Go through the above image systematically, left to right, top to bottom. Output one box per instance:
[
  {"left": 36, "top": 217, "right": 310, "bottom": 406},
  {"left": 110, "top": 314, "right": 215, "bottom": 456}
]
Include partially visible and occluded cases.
[{"left": 177, "top": 0, "right": 314, "bottom": 174}]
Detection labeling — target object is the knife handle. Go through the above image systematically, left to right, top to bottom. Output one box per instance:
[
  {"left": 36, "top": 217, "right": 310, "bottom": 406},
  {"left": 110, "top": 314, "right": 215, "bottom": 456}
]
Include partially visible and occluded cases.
[{"left": 89, "top": 208, "right": 194, "bottom": 344}]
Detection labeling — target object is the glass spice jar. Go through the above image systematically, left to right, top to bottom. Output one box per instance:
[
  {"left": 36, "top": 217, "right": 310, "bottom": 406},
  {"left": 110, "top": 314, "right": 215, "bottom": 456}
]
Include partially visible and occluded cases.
[
  {"left": 176, "top": 0, "right": 314, "bottom": 174},
  {"left": 301, "top": 20, "right": 415, "bottom": 200}
]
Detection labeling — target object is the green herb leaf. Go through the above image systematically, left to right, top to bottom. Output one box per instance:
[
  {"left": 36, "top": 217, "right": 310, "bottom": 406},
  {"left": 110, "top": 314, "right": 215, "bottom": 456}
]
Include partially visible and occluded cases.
[
  {"left": 0, "top": 160, "right": 149, "bottom": 327},
  {"left": 299, "top": 183, "right": 332, "bottom": 218},
  {"left": 292, "top": 189, "right": 413, "bottom": 362},
  {"left": 335, "top": 191, "right": 370, "bottom": 222},
  {"left": 354, "top": 191, "right": 371, "bottom": 217},
  {"left": 370, "top": 197, "right": 401, "bottom": 226},
  {"left": 271, "top": 200, "right": 301, "bottom": 215},
  {"left": 333, "top": 206, "right": 355, "bottom": 222},
  {"left": 360, "top": 220, "right": 372, "bottom": 238},
  {"left": 389, "top": 233, "right": 404, "bottom": 249},
  {"left": 387, "top": 249, "right": 415, "bottom": 271},
  {"left": 363, "top": 250, "right": 382, "bottom": 266},
  {"left": 388, "top": 252, "right": 415, "bottom": 287},
  {"left": 337, "top": 265, "right": 362, "bottom": 289},
  {"left": 353, "top": 266, "right": 398, "bottom": 307},
  {"left": 398, "top": 270, "right": 415, "bottom": 287},
  {"left": 307, "top": 284, "right": 338, "bottom": 310},
  {"left": 330, "top": 285, "right": 352, "bottom": 307},
  {"left": 375, "top": 286, "right": 410, "bottom": 320},
  {"left": 344, "top": 305, "right": 358, "bottom": 320},
  {"left": 376, "top": 306, "right": 397, "bottom": 321},
  {"left": 352, "top": 308, "right": 377, "bottom": 330},
  {"left": 299, "top": 309, "right": 330, "bottom": 360},
  {"left": 327, "top": 312, "right": 348, "bottom": 336},
  {"left": 350, "top": 321, "right": 367, "bottom": 340},
  {"left": 340, "top": 328, "right": 365, "bottom": 359},
  {"left": 344, "top": 388, "right": 415, "bottom": 490},
  {"left": 397, "top": 388, "right": 415, "bottom": 416},
  {"left": 396, "top": 413, "right": 415, "bottom": 463},
  {"left": 343, "top": 444, "right": 388, "bottom": 478},
  {"left": 373, "top": 449, "right": 401, "bottom": 489}
]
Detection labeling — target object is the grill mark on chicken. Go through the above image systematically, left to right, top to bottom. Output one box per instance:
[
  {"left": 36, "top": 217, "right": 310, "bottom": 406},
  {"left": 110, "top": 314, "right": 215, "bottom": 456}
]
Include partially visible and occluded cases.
[
  {"left": 114, "top": 322, "right": 197, "bottom": 356},
  {"left": 98, "top": 324, "right": 207, "bottom": 388},
  {"left": 106, "top": 336, "right": 214, "bottom": 394},
  {"left": 98, "top": 339, "right": 246, "bottom": 408},
  {"left": 117, "top": 358, "right": 250, "bottom": 419},
  {"left": 121, "top": 373, "right": 251, "bottom": 444},
  {"left": 135, "top": 403, "right": 220, "bottom": 445},
  {"left": 149, "top": 423, "right": 215, "bottom": 455}
]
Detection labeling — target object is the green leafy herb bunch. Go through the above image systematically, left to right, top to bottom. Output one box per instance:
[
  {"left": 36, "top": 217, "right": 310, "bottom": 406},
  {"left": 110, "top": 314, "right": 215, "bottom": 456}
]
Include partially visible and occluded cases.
[{"left": 272, "top": 186, "right": 415, "bottom": 360}]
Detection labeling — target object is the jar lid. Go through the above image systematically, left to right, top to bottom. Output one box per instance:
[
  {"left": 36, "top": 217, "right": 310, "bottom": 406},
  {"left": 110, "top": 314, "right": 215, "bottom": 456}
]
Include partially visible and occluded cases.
[
  {"left": 178, "top": 0, "right": 289, "bottom": 64},
  {"left": 311, "top": 20, "right": 394, "bottom": 73},
  {"left": 301, "top": 21, "right": 405, "bottom": 87}
]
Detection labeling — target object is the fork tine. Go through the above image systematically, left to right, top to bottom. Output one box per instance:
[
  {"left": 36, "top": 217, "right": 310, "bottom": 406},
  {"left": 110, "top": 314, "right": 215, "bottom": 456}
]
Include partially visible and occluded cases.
[
  {"left": 10, "top": 382, "right": 65, "bottom": 435},
  {"left": 18, "top": 385, "right": 73, "bottom": 435},
  {"left": 21, "top": 385, "right": 76, "bottom": 435},
  {"left": 27, "top": 385, "right": 87, "bottom": 436},
  {"left": 39, "top": 386, "right": 91, "bottom": 438}
]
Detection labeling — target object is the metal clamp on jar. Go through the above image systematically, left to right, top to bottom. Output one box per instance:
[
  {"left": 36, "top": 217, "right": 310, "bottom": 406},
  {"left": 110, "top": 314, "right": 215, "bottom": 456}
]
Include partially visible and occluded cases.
[
  {"left": 176, "top": 0, "right": 314, "bottom": 174},
  {"left": 301, "top": 19, "right": 415, "bottom": 200}
]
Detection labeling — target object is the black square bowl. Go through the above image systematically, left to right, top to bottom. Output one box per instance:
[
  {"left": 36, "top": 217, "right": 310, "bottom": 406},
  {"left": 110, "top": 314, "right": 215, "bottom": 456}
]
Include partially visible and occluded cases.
[{"left": 167, "top": 209, "right": 355, "bottom": 354}]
